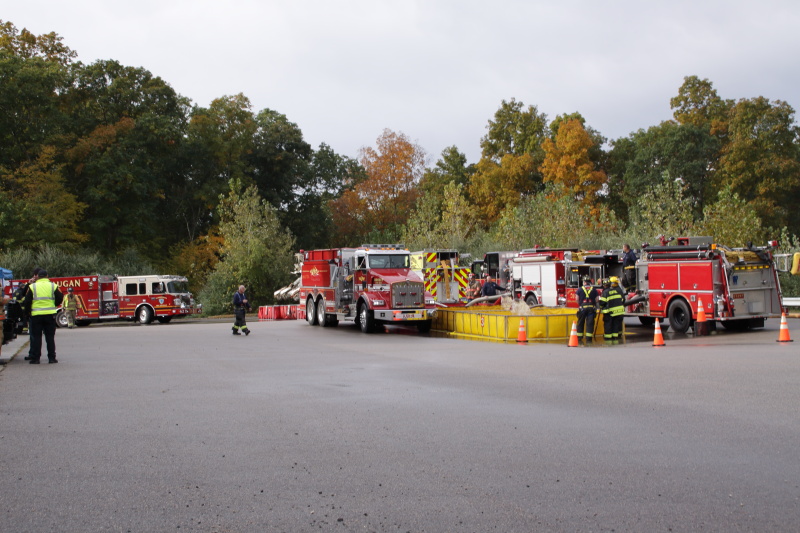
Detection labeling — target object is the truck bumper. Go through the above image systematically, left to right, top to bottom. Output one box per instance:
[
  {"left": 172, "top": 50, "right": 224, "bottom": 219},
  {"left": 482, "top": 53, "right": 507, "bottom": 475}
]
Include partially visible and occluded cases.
[{"left": 374, "top": 308, "right": 435, "bottom": 321}]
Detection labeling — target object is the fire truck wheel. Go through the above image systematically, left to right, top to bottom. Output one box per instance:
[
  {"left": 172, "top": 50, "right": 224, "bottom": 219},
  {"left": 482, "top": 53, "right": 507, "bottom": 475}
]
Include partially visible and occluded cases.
[
  {"left": 525, "top": 294, "right": 538, "bottom": 306},
  {"left": 306, "top": 298, "right": 319, "bottom": 326},
  {"left": 317, "top": 298, "right": 337, "bottom": 327},
  {"left": 667, "top": 299, "right": 692, "bottom": 334},
  {"left": 358, "top": 304, "right": 375, "bottom": 334},
  {"left": 137, "top": 305, "right": 154, "bottom": 324},
  {"left": 55, "top": 310, "right": 68, "bottom": 328},
  {"left": 156, "top": 316, "right": 172, "bottom": 324}
]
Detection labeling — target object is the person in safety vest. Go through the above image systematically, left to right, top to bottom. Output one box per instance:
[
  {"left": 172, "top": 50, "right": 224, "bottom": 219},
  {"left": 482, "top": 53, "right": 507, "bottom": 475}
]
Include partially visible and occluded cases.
[
  {"left": 621, "top": 244, "right": 637, "bottom": 291},
  {"left": 22, "top": 269, "right": 63, "bottom": 364},
  {"left": 576, "top": 276, "right": 599, "bottom": 340},
  {"left": 598, "top": 276, "right": 625, "bottom": 341},
  {"left": 232, "top": 285, "right": 252, "bottom": 336},
  {"left": 63, "top": 287, "right": 79, "bottom": 328}
]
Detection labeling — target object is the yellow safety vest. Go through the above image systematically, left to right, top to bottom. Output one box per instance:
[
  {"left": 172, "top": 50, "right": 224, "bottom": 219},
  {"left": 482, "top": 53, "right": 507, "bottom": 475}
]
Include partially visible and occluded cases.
[{"left": 30, "top": 278, "right": 58, "bottom": 316}]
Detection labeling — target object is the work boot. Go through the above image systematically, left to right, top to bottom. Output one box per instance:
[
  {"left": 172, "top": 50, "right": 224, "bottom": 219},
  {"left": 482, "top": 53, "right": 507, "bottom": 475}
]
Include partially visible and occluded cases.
[
  {"left": 232, "top": 328, "right": 240, "bottom": 335},
  {"left": 243, "top": 328, "right": 250, "bottom": 336},
  {"left": 29, "top": 359, "right": 40, "bottom": 364}
]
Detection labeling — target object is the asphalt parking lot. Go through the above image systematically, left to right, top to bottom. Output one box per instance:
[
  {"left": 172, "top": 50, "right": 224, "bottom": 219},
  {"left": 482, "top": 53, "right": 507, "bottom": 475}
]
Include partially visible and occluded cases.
[{"left": 1, "top": 316, "right": 799, "bottom": 532}]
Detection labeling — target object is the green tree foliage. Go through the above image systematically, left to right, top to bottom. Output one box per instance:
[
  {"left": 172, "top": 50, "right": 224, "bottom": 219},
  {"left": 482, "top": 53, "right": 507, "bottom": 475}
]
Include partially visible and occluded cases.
[
  {"left": 63, "top": 60, "right": 190, "bottom": 253},
  {"left": 670, "top": 75, "right": 733, "bottom": 132},
  {"left": 716, "top": 96, "right": 800, "bottom": 233},
  {"left": 480, "top": 98, "right": 549, "bottom": 162},
  {"left": 469, "top": 99, "right": 550, "bottom": 225},
  {"left": 606, "top": 121, "right": 720, "bottom": 221},
  {"left": 0, "top": 146, "right": 86, "bottom": 248},
  {"left": 419, "top": 146, "right": 474, "bottom": 207},
  {"left": 626, "top": 173, "right": 694, "bottom": 244},
  {"left": 199, "top": 181, "right": 295, "bottom": 314},
  {"left": 402, "top": 182, "right": 476, "bottom": 250},
  {"left": 490, "top": 186, "right": 620, "bottom": 251},
  {"left": 699, "top": 186, "right": 765, "bottom": 246},
  {"left": 0, "top": 244, "right": 153, "bottom": 278}
]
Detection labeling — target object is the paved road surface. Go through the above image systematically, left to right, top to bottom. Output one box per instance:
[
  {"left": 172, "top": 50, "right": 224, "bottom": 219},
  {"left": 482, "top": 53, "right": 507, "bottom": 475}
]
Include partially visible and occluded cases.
[{"left": 1, "top": 317, "right": 799, "bottom": 532}]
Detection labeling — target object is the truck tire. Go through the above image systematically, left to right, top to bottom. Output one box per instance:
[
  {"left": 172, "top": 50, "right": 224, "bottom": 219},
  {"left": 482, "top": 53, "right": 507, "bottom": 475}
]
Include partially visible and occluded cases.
[
  {"left": 525, "top": 293, "right": 538, "bottom": 306},
  {"left": 306, "top": 298, "right": 319, "bottom": 326},
  {"left": 317, "top": 298, "right": 337, "bottom": 327},
  {"left": 667, "top": 299, "right": 692, "bottom": 334},
  {"left": 358, "top": 304, "right": 375, "bottom": 334},
  {"left": 137, "top": 305, "right": 153, "bottom": 324},
  {"left": 56, "top": 310, "right": 68, "bottom": 328},
  {"left": 156, "top": 316, "right": 172, "bottom": 324},
  {"left": 638, "top": 316, "right": 656, "bottom": 327}
]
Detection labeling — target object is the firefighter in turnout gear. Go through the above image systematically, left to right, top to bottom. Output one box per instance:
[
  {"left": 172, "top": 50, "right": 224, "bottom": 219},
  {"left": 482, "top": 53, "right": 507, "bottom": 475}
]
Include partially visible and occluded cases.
[
  {"left": 576, "top": 276, "right": 599, "bottom": 340},
  {"left": 598, "top": 276, "right": 625, "bottom": 341},
  {"left": 232, "top": 285, "right": 252, "bottom": 336},
  {"left": 63, "top": 287, "right": 79, "bottom": 328}
]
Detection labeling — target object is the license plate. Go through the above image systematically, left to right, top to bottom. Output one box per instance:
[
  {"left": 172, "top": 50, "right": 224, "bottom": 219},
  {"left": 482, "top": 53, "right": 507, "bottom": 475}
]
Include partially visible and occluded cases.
[{"left": 395, "top": 312, "right": 425, "bottom": 321}]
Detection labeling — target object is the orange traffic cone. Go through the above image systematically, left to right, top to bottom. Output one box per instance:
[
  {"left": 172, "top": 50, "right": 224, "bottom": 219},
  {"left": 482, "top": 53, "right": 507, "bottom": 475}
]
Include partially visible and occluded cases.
[
  {"left": 695, "top": 298, "right": 709, "bottom": 336},
  {"left": 696, "top": 299, "right": 707, "bottom": 322},
  {"left": 777, "top": 313, "right": 793, "bottom": 343},
  {"left": 517, "top": 318, "right": 528, "bottom": 344},
  {"left": 653, "top": 320, "right": 665, "bottom": 346},
  {"left": 568, "top": 321, "right": 579, "bottom": 347}
]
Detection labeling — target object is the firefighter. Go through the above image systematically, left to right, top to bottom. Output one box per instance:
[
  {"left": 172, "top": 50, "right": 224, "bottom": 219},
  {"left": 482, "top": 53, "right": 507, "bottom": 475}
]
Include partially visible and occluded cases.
[
  {"left": 621, "top": 244, "right": 637, "bottom": 291},
  {"left": 22, "top": 269, "right": 63, "bottom": 364},
  {"left": 465, "top": 272, "right": 481, "bottom": 301},
  {"left": 481, "top": 274, "right": 505, "bottom": 299},
  {"left": 576, "top": 276, "right": 599, "bottom": 340},
  {"left": 598, "top": 276, "right": 625, "bottom": 341},
  {"left": 232, "top": 285, "right": 252, "bottom": 336},
  {"left": 63, "top": 287, "right": 79, "bottom": 328}
]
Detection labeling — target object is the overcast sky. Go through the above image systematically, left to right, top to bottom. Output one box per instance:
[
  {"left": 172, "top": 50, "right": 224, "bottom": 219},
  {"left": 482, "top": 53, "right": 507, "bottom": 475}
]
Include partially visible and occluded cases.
[{"left": 5, "top": 1, "right": 800, "bottom": 164}]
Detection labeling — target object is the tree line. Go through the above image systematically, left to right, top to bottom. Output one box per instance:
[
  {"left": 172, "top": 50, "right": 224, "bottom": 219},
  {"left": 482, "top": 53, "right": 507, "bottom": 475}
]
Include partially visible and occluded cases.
[{"left": 1, "top": 20, "right": 798, "bottom": 310}]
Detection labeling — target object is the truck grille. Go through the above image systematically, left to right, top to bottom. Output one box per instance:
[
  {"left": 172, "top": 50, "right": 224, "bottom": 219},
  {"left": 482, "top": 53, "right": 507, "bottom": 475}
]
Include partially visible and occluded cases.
[{"left": 392, "top": 281, "right": 424, "bottom": 308}]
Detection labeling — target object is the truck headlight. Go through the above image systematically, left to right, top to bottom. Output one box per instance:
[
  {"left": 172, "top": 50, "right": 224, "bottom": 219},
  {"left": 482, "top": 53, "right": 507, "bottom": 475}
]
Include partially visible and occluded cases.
[
  {"left": 425, "top": 298, "right": 435, "bottom": 305},
  {"left": 371, "top": 299, "right": 385, "bottom": 306}
]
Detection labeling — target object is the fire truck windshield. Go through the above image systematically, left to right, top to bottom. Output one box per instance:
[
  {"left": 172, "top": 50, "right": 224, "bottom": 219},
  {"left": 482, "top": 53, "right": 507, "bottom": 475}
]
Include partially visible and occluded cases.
[
  {"left": 367, "top": 254, "right": 410, "bottom": 269},
  {"left": 166, "top": 280, "right": 189, "bottom": 294}
]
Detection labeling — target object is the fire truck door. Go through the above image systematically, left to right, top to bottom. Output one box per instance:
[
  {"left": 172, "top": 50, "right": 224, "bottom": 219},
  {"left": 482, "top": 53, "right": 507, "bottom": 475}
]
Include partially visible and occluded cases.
[{"left": 540, "top": 263, "right": 559, "bottom": 306}]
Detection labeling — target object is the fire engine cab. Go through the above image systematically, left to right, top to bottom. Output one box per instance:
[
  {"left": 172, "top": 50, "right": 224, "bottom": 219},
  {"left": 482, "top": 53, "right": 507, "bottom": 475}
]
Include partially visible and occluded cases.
[
  {"left": 625, "top": 237, "right": 784, "bottom": 333},
  {"left": 300, "top": 244, "right": 437, "bottom": 333},
  {"left": 4, "top": 274, "right": 200, "bottom": 328}
]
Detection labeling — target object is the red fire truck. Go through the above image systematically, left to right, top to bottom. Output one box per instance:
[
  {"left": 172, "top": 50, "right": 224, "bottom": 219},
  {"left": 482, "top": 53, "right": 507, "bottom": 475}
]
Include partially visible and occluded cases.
[
  {"left": 624, "top": 237, "right": 784, "bottom": 333},
  {"left": 300, "top": 244, "right": 437, "bottom": 333},
  {"left": 509, "top": 248, "right": 620, "bottom": 307},
  {"left": 4, "top": 274, "right": 201, "bottom": 328}
]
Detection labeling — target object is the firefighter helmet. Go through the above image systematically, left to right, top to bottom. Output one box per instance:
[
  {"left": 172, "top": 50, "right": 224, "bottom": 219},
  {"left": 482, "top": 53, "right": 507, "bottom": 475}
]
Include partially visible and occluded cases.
[
  {"left": 582, "top": 276, "right": 591, "bottom": 285},
  {"left": 609, "top": 276, "right": 620, "bottom": 285},
  {"left": 68, "top": 287, "right": 74, "bottom": 292}
]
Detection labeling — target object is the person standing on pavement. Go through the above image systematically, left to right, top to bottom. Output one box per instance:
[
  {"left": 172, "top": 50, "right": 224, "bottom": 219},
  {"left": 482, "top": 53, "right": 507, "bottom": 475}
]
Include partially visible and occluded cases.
[
  {"left": 20, "top": 267, "right": 41, "bottom": 361},
  {"left": 23, "top": 269, "right": 63, "bottom": 364},
  {"left": 576, "top": 276, "right": 599, "bottom": 340},
  {"left": 598, "top": 276, "right": 625, "bottom": 342},
  {"left": 232, "top": 285, "right": 252, "bottom": 336},
  {"left": 63, "top": 287, "right": 79, "bottom": 328}
]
